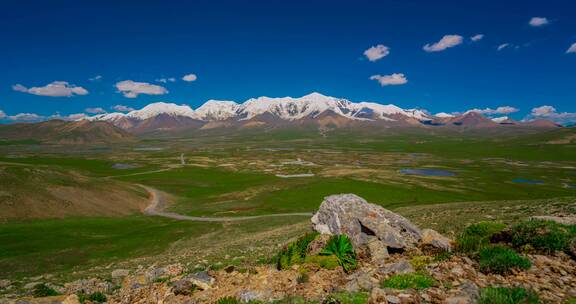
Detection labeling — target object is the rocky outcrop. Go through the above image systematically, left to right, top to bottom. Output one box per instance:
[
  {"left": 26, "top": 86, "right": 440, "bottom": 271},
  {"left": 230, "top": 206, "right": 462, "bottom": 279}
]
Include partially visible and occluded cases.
[{"left": 311, "top": 194, "right": 422, "bottom": 250}]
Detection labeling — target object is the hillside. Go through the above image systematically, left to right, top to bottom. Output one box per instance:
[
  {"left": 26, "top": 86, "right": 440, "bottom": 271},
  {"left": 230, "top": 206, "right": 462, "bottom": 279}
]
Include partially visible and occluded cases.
[
  {"left": 0, "top": 120, "right": 135, "bottom": 144},
  {"left": 0, "top": 165, "right": 148, "bottom": 219}
]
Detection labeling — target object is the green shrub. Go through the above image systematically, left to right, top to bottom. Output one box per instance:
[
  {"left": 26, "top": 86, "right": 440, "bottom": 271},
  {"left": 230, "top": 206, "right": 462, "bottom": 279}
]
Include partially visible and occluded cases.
[
  {"left": 511, "top": 220, "right": 574, "bottom": 254},
  {"left": 456, "top": 222, "right": 507, "bottom": 253},
  {"left": 276, "top": 232, "right": 319, "bottom": 270},
  {"left": 320, "top": 235, "right": 357, "bottom": 273},
  {"left": 478, "top": 246, "right": 531, "bottom": 274},
  {"left": 381, "top": 272, "right": 437, "bottom": 290},
  {"left": 32, "top": 283, "right": 59, "bottom": 297},
  {"left": 478, "top": 287, "right": 540, "bottom": 304},
  {"left": 78, "top": 292, "right": 107, "bottom": 304}
]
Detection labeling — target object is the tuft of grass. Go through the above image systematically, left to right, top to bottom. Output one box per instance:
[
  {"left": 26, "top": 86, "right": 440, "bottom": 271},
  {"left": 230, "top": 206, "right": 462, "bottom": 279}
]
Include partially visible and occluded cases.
[
  {"left": 511, "top": 220, "right": 574, "bottom": 254},
  {"left": 456, "top": 222, "right": 507, "bottom": 253},
  {"left": 276, "top": 232, "right": 319, "bottom": 270},
  {"left": 320, "top": 235, "right": 357, "bottom": 273},
  {"left": 478, "top": 246, "right": 531, "bottom": 274},
  {"left": 303, "top": 255, "right": 340, "bottom": 270},
  {"left": 409, "top": 255, "right": 433, "bottom": 271},
  {"left": 381, "top": 272, "right": 437, "bottom": 290},
  {"left": 32, "top": 283, "right": 59, "bottom": 297},
  {"left": 478, "top": 287, "right": 540, "bottom": 304},
  {"left": 78, "top": 291, "right": 107, "bottom": 303},
  {"left": 323, "top": 292, "right": 368, "bottom": 304},
  {"left": 216, "top": 297, "right": 242, "bottom": 304}
]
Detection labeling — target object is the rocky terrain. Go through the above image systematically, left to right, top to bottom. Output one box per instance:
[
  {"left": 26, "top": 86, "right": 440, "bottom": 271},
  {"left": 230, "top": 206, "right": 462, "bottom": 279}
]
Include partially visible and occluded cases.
[{"left": 1, "top": 194, "right": 575, "bottom": 303}]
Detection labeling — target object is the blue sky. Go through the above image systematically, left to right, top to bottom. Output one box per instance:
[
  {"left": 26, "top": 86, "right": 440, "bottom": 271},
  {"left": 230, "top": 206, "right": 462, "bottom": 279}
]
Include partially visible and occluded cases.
[{"left": 1, "top": 0, "right": 575, "bottom": 123}]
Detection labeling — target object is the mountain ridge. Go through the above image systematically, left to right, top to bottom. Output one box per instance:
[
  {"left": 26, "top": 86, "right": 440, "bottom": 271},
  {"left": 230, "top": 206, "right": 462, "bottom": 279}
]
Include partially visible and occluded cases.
[{"left": 76, "top": 92, "right": 562, "bottom": 134}]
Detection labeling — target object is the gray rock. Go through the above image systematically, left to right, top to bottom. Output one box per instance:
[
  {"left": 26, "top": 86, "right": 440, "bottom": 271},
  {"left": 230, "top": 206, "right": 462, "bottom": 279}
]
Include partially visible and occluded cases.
[
  {"left": 311, "top": 194, "right": 422, "bottom": 250},
  {"left": 530, "top": 216, "right": 576, "bottom": 225},
  {"left": 421, "top": 229, "right": 453, "bottom": 251},
  {"left": 367, "top": 237, "right": 389, "bottom": 265},
  {"left": 379, "top": 259, "right": 414, "bottom": 275},
  {"left": 144, "top": 267, "right": 165, "bottom": 282},
  {"left": 111, "top": 269, "right": 130, "bottom": 279},
  {"left": 183, "top": 271, "right": 215, "bottom": 290},
  {"left": 345, "top": 271, "right": 378, "bottom": 292},
  {"left": 64, "top": 278, "right": 112, "bottom": 295},
  {"left": 172, "top": 278, "right": 197, "bottom": 296},
  {"left": 446, "top": 280, "right": 479, "bottom": 304},
  {"left": 23, "top": 282, "right": 40, "bottom": 290},
  {"left": 237, "top": 289, "right": 271, "bottom": 302}
]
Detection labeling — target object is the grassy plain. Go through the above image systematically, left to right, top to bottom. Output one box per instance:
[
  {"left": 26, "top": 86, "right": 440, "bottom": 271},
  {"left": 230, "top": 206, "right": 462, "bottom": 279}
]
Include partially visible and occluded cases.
[{"left": 0, "top": 128, "right": 575, "bottom": 280}]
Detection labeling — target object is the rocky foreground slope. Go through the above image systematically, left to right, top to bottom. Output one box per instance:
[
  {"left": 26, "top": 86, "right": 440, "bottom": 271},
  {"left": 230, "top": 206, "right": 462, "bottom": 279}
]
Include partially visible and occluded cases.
[{"left": 2, "top": 194, "right": 575, "bottom": 303}]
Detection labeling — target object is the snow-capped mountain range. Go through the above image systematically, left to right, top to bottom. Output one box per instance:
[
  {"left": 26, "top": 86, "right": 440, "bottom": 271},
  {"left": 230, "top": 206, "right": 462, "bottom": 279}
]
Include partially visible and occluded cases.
[
  {"left": 85, "top": 92, "right": 559, "bottom": 133},
  {"left": 89, "top": 92, "right": 430, "bottom": 123}
]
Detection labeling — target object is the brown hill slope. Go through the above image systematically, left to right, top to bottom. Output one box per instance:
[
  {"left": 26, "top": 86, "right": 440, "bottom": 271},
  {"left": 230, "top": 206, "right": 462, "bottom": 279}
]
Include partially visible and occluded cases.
[
  {"left": 0, "top": 120, "right": 135, "bottom": 144},
  {"left": 0, "top": 165, "right": 149, "bottom": 219}
]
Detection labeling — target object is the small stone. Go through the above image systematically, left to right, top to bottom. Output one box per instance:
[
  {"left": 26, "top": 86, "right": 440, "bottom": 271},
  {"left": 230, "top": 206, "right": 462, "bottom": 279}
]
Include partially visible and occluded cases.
[
  {"left": 421, "top": 229, "right": 453, "bottom": 251},
  {"left": 379, "top": 259, "right": 414, "bottom": 275},
  {"left": 224, "top": 265, "right": 236, "bottom": 273},
  {"left": 111, "top": 269, "right": 130, "bottom": 279},
  {"left": 185, "top": 271, "right": 215, "bottom": 290},
  {"left": 0, "top": 279, "right": 11, "bottom": 289},
  {"left": 369, "top": 287, "right": 388, "bottom": 304},
  {"left": 63, "top": 294, "right": 81, "bottom": 304},
  {"left": 385, "top": 295, "right": 401, "bottom": 304}
]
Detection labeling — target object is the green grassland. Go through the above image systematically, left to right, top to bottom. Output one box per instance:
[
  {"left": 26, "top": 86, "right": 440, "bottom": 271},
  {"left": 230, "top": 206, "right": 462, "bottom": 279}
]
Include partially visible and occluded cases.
[{"left": 0, "top": 128, "right": 574, "bottom": 280}]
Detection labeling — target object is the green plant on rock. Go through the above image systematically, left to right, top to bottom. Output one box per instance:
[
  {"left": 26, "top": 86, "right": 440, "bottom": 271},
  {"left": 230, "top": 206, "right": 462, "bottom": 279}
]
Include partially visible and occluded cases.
[
  {"left": 511, "top": 220, "right": 574, "bottom": 254},
  {"left": 455, "top": 221, "right": 507, "bottom": 253},
  {"left": 276, "top": 232, "right": 319, "bottom": 270},
  {"left": 320, "top": 235, "right": 357, "bottom": 273},
  {"left": 478, "top": 246, "right": 531, "bottom": 274},
  {"left": 381, "top": 272, "right": 437, "bottom": 290},
  {"left": 32, "top": 283, "right": 59, "bottom": 297},
  {"left": 478, "top": 287, "right": 540, "bottom": 304},
  {"left": 78, "top": 291, "right": 107, "bottom": 304},
  {"left": 216, "top": 296, "right": 242, "bottom": 304}
]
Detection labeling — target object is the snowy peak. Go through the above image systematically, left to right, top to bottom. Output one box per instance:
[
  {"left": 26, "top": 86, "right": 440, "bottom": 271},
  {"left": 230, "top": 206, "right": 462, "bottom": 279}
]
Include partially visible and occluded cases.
[
  {"left": 193, "top": 100, "right": 240, "bottom": 121},
  {"left": 126, "top": 102, "right": 195, "bottom": 120}
]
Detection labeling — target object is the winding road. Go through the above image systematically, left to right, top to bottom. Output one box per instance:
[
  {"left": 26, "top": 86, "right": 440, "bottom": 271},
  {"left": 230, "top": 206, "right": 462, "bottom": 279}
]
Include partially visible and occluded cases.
[{"left": 139, "top": 185, "right": 312, "bottom": 222}]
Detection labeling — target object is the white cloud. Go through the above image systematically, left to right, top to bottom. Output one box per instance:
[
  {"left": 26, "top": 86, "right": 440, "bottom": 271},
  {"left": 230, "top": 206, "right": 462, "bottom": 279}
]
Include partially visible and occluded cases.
[
  {"left": 529, "top": 17, "right": 549, "bottom": 27},
  {"left": 471, "top": 34, "right": 484, "bottom": 42},
  {"left": 423, "top": 35, "right": 463, "bottom": 52},
  {"left": 497, "top": 43, "right": 511, "bottom": 51},
  {"left": 566, "top": 43, "right": 576, "bottom": 54},
  {"left": 363, "top": 44, "right": 390, "bottom": 61},
  {"left": 369, "top": 73, "right": 408, "bottom": 86},
  {"left": 182, "top": 74, "right": 198, "bottom": 82},
  {"left": 89, "top": 75, "right": 103, "bottom": 81},
  {"left": 156, "top": 77, "right": 176, "bottom": 83},
  {"left": 115, "top": 80, "right": 168, "bottom": 98},
  {"left": 12, "top": 81, "right": 89, "bottom": 97},
  {"left": 111, "top": 105, "right": 135, "bottom": 112},
  {"left": 526, "top": 105, "right": 576, "bottom": 124},
  {"left": 531, "top": 105, "right": 556, "bottom": 116},
  {"left": 467, "top": 106, "right": 520, "bottom": 115},
  {"left": 85, "top": 107, "right": 106, "bottom": 114},
  {"left": 0, "top": 110, "right": 6, "bottom": 119},
  {"left": 8, "top": 113, "right": 43, "bottom": 121}
]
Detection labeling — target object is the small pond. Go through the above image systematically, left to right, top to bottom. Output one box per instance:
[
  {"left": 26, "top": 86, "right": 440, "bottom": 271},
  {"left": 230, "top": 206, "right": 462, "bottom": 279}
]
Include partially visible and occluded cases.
[
  {"left": 112, "top": 163, "right": 140, "bottom": 170},
  {"left": 399, "top": 169, "right": 456, "bottom": 177},
  {"left": 512, "top": 178, "right": 544, "bottom": 185}
]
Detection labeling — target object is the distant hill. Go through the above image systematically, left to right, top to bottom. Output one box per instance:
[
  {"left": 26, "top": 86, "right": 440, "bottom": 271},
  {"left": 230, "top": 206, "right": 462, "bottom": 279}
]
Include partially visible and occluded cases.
[{"left": 0, "top": 120, "right": 135, "bottom": 144}]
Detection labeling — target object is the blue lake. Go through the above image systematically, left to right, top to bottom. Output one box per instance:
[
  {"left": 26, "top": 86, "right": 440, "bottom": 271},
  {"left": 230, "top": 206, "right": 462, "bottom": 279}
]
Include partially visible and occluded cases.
[
  {"left": 400, "top": 169, "right": 456, "bottom": 177},
  {"left": 512, "top": 178, "right": 544, "bottom": 185}
]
